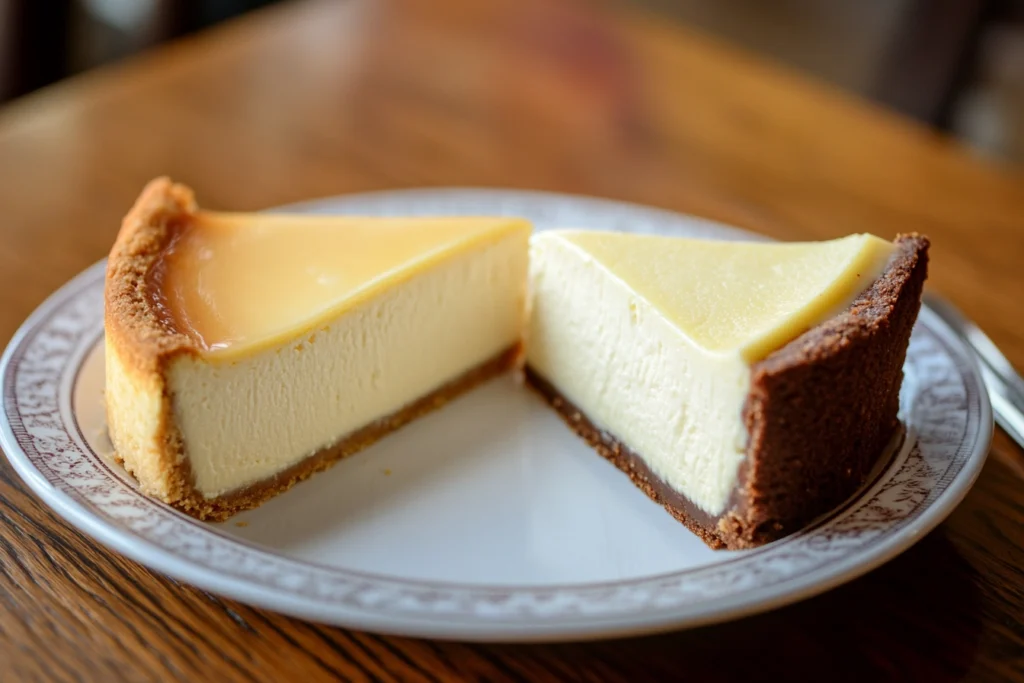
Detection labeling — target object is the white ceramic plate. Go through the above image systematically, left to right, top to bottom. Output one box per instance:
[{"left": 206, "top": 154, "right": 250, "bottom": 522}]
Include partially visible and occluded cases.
[{"left": 0, "top": 189, "right": 992, "bottom": 642}]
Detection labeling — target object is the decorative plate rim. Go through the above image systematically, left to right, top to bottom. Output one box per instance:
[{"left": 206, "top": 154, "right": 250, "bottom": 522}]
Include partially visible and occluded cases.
[{"left": 0, "top": 188, "right": 993, "bottom": 641}]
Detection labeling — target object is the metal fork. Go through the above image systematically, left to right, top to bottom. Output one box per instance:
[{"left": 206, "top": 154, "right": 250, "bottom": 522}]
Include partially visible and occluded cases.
[{"left": 925, "top": 292, "right": 1024, "bottom": 450}]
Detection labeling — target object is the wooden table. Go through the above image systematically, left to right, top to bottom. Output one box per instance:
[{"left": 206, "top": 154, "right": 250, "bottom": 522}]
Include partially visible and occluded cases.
[{"left": 1, "top": 0, "right": 1022, "bottom": 680}]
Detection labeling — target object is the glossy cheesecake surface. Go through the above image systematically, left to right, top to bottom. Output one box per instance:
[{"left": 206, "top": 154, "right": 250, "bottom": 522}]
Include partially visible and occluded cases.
[{"left": 162, "top": 211, "right": 527, "bottom": 357}]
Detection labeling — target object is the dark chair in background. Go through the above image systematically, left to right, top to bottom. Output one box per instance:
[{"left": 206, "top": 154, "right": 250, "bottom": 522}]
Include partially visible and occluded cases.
[
  {"left": 0, "top": 0, "right": 277, "bottom": 102},
  {"left": 1, "top": 0, "right": 72, "bottom": 102}
]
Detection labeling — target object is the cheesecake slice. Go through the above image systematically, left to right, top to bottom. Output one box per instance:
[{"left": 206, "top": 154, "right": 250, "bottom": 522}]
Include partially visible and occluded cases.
[
  {"left": 105, "top": 178, "right": 530, "bottom": 520},
  {"left": 526, "top": 230, "right": 928, "bottom": 549}
]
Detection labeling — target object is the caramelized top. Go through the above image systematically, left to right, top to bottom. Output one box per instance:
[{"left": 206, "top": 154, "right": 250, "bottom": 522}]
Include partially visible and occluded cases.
[{"left": 158, "top": 211, "right": 530, "bottom": 357}]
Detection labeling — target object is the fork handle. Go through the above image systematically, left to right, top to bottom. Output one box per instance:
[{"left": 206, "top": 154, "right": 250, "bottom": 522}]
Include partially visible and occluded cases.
[{"left": 924, "top": 293, "right": 1024, "bottom": 451}]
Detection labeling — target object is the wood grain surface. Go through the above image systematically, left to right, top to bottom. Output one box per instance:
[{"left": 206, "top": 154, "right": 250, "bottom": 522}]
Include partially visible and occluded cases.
[{"left": 1, "top": 0, "right": 1022, "bottom": 680}]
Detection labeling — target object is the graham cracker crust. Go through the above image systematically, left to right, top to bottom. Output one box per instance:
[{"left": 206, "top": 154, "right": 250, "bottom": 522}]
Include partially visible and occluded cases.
[
  {"left": 526, "top": 234, "right": 929, "bottom": 550},
  {"left": 169, "top": 345, "right": 520, "bottom": 521}
]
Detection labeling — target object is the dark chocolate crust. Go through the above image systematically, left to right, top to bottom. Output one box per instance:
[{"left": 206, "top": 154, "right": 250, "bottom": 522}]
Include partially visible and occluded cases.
[
  {"left": 527, "top": 234, "right": 929, "bottom": 550},
  {"left": 731, "top": 234, "right": 929, "bottom": 547}
]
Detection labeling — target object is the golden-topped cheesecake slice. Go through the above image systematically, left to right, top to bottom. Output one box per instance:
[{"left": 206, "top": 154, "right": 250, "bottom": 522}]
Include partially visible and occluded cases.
[
  {"left": 105, "top": 178, "right": 530, "bottom": 520},
  {"left": 526, "top": 230, "right": 928, "bottom": 548}
]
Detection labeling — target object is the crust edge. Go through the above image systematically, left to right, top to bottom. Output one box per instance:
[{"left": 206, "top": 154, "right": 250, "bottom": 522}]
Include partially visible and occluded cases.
[{"left": 104, "top": 177, "right": 200, "bottom": 508}]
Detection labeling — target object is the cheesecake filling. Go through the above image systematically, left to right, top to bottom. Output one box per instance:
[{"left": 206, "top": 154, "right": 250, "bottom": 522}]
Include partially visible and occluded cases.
[
  {"left": 160, "top": 212, "right": 530, "bottom": 358},
  {"left": 159, "top": 217, "right": 529, "bottom": 498},
  {"left": 526, "top": 232, "right": 895, "bottom": 516}
]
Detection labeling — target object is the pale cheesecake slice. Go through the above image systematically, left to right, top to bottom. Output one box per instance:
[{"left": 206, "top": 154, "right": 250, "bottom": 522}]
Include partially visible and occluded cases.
[
  {"left": 105, "top": 178, "right": 530, "bottom": 520},
  {"left": 526, "top": 230, "right": 928, "bottom": 548}
]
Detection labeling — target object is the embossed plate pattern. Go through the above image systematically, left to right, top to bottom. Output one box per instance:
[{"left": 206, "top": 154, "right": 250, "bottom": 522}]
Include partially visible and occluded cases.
[{"left": 0, "top": 189, "right": 992, "bottom": 641}]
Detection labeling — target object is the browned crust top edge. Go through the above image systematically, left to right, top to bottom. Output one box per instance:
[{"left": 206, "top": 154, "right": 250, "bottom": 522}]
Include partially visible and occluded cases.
[{"left": 104, "top": 176, "right": 200, "bottom": 372}]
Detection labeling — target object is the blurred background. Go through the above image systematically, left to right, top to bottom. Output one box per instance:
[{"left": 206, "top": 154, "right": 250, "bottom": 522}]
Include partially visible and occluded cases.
[{"left": 2, "top": 0, "right": 1024, "bottom": 165}]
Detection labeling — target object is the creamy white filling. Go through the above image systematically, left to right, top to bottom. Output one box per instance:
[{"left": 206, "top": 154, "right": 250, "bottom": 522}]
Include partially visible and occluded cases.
[
  {"left": 168, "top": 234, "right": 527, "bottom": 497},
  {"left": 526, "top": 236, "right": 750, "bottom": 516}
]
